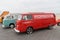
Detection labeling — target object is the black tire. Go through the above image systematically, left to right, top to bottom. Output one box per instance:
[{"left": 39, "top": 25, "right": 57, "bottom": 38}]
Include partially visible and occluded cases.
[
  {"left": 57, "top": 22, "right": 60, "bottom": 26},
  {"left": 9, "top": 24, "right": 15, "bottom": 28},
  {"left": 48, "top": 25, "right": 53, "bottom": 30},
  {"left": 26, "top": 27, "right": 33, "bottom": 34}
]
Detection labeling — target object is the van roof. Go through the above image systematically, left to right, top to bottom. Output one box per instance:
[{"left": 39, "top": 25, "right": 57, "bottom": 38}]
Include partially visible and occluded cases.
[{"left": 21, "top": 12, "right": 54, "bottom": 15}]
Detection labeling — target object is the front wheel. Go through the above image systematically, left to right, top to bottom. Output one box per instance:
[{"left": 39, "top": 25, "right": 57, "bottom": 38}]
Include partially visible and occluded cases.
[
  {"left": 9, "top": 24, "right": 15, "bottom": 28},
  {"left": 26, "top": 27, "right": 33, "bottom": 34}
]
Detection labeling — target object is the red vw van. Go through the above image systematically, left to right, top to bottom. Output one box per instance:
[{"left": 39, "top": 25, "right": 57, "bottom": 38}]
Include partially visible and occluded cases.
[{"left": 14, "top": 12, "right": 56, "bottom": 34}]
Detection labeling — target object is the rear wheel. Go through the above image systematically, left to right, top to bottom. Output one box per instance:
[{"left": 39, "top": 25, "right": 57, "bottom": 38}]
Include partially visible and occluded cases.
[
  {"left": 57, "top": 22, "right": 60, "bottom": 26},
  {"left": 9, "top": 24, "right": 15, "bottom": 28},
  {"left": 48, "top": 25, "right": 53, "bottom": 30},
  {"left": 26, "top": 27, "right": 33, "bottom": 34}
]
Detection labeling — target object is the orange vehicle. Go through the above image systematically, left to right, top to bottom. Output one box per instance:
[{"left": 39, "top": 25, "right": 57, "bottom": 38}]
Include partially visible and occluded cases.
[{"left": 0, "top": 11, "right": 9, "bottom": 23}]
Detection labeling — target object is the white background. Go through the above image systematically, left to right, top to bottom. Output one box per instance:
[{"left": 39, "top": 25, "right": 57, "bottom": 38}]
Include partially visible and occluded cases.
[{"left": 0, "top": 0, "right": 60, "bottom": 14}]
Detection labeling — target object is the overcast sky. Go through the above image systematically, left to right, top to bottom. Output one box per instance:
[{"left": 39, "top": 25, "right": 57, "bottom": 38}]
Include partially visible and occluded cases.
[{"left": 0, "top": 0, "right": 60, "bottom": 14}]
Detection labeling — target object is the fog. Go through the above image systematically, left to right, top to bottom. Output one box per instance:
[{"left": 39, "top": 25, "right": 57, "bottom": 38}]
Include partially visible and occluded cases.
[{"left": 0, "top": 0, "right": 60, "bottom": 14}]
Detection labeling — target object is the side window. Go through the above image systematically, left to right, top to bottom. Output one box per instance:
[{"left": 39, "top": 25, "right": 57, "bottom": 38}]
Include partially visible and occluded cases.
[
  {"left": 13, "top": 15, "right": 16, "bottom": 19},
  {"left": 14, "top": 15, "right": 17, "bottom": 19},
  {"left": 23, "top": 15, "right": 32, "bottom": 20},
  {"left": 27, "top": 15, "right": 32, "bottom": 20},
  {"left": 6, "top": 16, "right": 14, "bottom": 20},
  {"left": 11, "top": 16, "right": 14, "bottom": 19},
  {"left": 23, "top": 16, "right": 27, "bottom": 20}
]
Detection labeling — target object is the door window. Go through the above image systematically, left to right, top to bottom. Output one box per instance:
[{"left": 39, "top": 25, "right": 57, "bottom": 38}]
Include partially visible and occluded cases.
[{"left": 23, "top": 15, "right": 32, "bottom": 20}]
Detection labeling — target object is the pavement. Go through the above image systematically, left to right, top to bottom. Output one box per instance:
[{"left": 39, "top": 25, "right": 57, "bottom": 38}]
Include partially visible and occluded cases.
[{"left": 0, "top": 23, "right": 60, "bottom": 40}]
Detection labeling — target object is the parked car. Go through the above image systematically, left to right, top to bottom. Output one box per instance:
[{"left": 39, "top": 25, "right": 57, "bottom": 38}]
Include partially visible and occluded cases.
[
  {"left": 14, "top": 12, "right": 56, "bottom": 34},
  {"left": 2, "top": 13, "right": 20, "bottom": 28},
  {"left": 56, "top": 19, "right": 60, "bottom": 26}
]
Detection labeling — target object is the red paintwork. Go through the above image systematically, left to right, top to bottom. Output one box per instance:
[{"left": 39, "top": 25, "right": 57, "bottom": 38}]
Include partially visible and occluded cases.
[
  {"left": 15, "top": 12, "right": 56, "bottom": 33},
  {"left": 56, "top": 19, "right": 60, "bottom": 23}
]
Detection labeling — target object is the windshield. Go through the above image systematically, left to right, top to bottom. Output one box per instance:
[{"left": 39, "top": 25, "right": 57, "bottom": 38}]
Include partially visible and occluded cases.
[
  {"left": 18, "top": 15, "right": 22, "bottom": 20},
  {"left": 4, "top": 16, "right": 11, "bottom": 20}
]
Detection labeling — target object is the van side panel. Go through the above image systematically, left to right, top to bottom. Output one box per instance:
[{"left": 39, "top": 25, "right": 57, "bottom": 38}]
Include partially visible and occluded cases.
[{"left": 30, "top": 14, "right": 56, "bottom": 29}]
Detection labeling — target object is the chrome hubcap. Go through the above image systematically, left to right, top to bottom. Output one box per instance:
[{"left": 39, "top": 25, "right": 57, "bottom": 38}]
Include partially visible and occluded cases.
[
  {"left": 10, "top": 25, "right": 14, "bottom": 28},
  {"left": 27, "top": 28, "right": 33, "bottom": 34}
]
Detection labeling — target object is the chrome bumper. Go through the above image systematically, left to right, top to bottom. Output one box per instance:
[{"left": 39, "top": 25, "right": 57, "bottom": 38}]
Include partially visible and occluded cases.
[
  {"left": 2, "top": 25, "right": 5, "bottom": 28},
  {"left": 14, "top": 28, "right": 20, "bottom": 33}
]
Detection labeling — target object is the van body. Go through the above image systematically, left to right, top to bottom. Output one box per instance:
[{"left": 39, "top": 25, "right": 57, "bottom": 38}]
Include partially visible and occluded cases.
[
  {"left": 0, "top": 11, "right": 9, "bottom": 23},
  {"left": 14, "top": 12, "right": 56, "bottom": 34},
  {"left": 2, "top": 14, "right": 19, "bottom": 28}
]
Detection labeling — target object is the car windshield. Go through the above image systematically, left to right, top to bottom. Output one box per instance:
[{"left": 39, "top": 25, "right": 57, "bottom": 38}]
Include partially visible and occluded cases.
[
  {"left": 18, "top": 15, "right": 22, "bottom": 20},
  {"left": 4, "top": 16, "right": 11, "bottom": 20}
]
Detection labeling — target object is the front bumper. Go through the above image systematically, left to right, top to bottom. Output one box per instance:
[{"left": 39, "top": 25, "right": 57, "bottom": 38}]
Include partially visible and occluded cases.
[
  {"left": 2, "top": 25, "right": 5, "bottom": 28},
  {"left": 14, "top": 28, "right": 20, "bottom": 33}
]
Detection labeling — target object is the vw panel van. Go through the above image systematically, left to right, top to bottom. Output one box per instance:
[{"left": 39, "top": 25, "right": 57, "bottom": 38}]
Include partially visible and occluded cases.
[{"left": 14, "top": 12, "right": 56, "bottom": 34}]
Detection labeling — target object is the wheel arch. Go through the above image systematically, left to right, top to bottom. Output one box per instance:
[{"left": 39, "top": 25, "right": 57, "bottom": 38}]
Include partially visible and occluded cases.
[{"left": 9, "top": 23, "right": 15, "bottom": 26}]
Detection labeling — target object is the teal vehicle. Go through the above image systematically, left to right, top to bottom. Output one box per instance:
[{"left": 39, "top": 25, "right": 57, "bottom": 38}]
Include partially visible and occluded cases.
[{"left": 2, "top": 14, "right": 19, "bottom": 28}]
